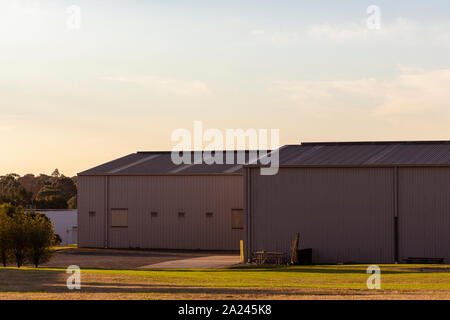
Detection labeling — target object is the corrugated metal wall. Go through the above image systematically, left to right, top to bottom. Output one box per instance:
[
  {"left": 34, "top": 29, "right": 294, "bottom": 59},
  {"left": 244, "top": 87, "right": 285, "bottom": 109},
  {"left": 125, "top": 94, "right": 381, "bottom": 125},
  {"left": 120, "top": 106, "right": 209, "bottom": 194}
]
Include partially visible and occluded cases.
[
  {"left": 246, "top": 167, "right": 395, "bottom": 263},
  {"left": 398, "top": 168, "right": 450, "bottom": 263},
  {"left": 78, "top": 175, "right": 244, "bottom": 250},
  {"left": 78, "top": 176, "right": 106, "bottom": 247}
]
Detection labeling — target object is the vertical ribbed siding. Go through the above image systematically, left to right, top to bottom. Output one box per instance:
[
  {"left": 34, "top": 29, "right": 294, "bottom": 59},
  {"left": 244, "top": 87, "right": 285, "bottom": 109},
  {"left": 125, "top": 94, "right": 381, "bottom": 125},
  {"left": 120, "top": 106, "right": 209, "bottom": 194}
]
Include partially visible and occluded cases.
[
  {"left": 248, "top": 167, "right": 395, "bottom": 264},
  {"left": 398, "top": 168, "right": 450, "bottom": 263},
  {"left": 79, "top": 175, "right": 244, "bottom": 250},
  {"left": 77, "top": 176, "right": 106, "bottom": 247},
  {"left": 37, "top": 210, "right": 77, "bottom": 245}
]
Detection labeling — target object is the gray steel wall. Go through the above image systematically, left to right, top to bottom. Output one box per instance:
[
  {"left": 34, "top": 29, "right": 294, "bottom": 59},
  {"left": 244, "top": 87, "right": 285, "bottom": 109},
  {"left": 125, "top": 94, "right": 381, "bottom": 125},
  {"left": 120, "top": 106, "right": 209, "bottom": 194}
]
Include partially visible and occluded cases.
[
  {"left": 246, "top": 167, "right": 395, "bottom": 263},
  {"left": 398, "top": 168, "right": 450, "bottom": 263},
  {"left": 78, "top": 175, "right": 244, "bottom": 250},
  {"left": 78, "top": 176, "right": 106, "bottom": 248}
]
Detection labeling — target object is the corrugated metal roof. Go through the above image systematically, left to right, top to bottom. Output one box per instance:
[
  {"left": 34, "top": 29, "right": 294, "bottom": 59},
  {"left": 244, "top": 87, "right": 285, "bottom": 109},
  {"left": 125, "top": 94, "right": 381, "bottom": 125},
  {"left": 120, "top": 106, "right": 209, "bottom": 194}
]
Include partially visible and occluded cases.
[
  {"left": 79, "top": 141, "right": 450, "bottom": 175},
  {"left": 269, "top": 141, "right": 450, "bottom": 167},
  {"left": 78, "top": 151, "right": 259, "bottom": 175}
]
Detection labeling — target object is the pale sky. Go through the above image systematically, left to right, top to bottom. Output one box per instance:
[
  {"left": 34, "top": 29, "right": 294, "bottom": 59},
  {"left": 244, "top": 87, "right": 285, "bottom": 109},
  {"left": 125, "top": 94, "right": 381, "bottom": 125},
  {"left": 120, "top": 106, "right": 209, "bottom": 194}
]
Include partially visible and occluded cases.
[{"left": 1, "top": 0, "right": 450, "bottom": 176}]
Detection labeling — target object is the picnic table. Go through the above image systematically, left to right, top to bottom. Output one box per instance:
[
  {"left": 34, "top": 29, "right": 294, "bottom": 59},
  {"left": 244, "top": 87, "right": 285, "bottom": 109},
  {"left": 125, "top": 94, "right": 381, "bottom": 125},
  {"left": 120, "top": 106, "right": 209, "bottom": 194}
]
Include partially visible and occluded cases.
[{"left": 254, "top": 251, "right": 286, "bottom": 265}]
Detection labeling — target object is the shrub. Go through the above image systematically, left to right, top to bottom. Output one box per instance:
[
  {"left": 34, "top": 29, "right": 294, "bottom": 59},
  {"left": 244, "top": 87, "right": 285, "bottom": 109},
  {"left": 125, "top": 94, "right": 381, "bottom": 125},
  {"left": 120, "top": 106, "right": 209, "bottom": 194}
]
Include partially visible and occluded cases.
[
  {"left": 0, "top": 206, "right": 57, "bottom": 268},
  {"left": 0, "top": 211, "right": 12, "bottom": 267},
  {"left": 8, "top": 212, "right": 31, "bottom": 268},
  {"left": 27, "top": 213, "right": 57, "bottom": 267},
  {"left": 53, "top": 233, "right": 62, "bottom": 246}
]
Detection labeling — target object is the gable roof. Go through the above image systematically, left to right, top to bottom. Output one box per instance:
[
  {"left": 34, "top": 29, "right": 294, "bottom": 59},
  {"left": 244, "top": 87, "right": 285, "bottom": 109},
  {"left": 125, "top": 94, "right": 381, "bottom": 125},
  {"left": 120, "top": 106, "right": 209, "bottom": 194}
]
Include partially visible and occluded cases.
[
  {"left": 79, "top": 141, "right": 450, "bottom": 176},
  {"left": 257, "top": 141, "right": 450, "bottom": 167},
  {"left": 78, "top": 151, "right": 260, "bottom": 176}
]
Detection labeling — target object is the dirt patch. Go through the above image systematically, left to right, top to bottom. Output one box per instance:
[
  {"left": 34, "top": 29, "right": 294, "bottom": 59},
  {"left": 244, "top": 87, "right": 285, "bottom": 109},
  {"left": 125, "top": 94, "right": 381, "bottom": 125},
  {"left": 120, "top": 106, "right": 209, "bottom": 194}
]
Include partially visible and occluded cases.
[{"left": 40, "top": 248, "right": 239, "bottom": 269}]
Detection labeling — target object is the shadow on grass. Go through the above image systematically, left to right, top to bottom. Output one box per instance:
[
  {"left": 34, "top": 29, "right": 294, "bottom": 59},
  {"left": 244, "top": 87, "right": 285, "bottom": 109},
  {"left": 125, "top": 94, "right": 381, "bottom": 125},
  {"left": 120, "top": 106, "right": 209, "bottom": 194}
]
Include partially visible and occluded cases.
[
  {"left": 32, "top": 263, "right": 434, "bottom": 275},
  {"left": 37, "top": 266, "right": 406, "bottom": 275},
  {"left": 126, "top": 266, "right": 416, "bottom": 275},
  {"left": 0, "top": 268, "right": 378, "bottom": 297}
]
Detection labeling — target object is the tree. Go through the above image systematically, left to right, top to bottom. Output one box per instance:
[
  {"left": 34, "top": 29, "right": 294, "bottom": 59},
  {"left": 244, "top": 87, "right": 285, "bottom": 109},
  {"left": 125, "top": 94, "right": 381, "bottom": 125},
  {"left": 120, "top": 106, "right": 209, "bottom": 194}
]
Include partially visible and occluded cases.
[
  {"left": 51, "top": 169, "right": 60, "bottom": 178},
  {"left": 1, "top": 171, "right": 78, "bottom": 210},
  {"left": 0, "top": 174, "right": 20, "bottom": 202},
  {"left": 18, "top": 174, "right": 45, "bottom": 201},
  {"left": 0, "top": 175, "right": 32, "bottom": 206},
  {"left": 53, "top": 177, "right": 77, "bottom": 201},
  {"left": 14, "top": 186, "right": 32, "bottom": 206},
  {"left": 35, "top": 186, "right": 61, "bottom": 200},
  {"left": 35, "top": 195, "right": 68, "bottom": 209},
  {"left": 68, "top": 195, "right": 77, "bottom": 209},
  {"left": 0, "top": 203, "right": 17, "bottom": 217},
  {"left": 0, "top": 204, "right": 22, "bottom": 266},
  {"left": 2, "top": 209, "right": 57, "bottom": 268},
  {"left": 0, "top": 211, "right": 12, "bottom": 267},
  {"left": 8, "top": 211, "right": 31, "bottom": 268},
  {"left": 27, "top": 212, "right": 57, "bottom": 268},
  {"left": 53, "top": 233, "right": 62, "bottom": 246}
]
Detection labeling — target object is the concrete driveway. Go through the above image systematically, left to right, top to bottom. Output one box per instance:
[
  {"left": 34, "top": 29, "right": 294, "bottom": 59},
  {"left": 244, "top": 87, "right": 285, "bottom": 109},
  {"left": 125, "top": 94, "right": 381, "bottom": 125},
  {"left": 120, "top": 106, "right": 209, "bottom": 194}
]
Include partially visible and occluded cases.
[
  {"left": 43, "top": 248, "right": 240, "bottom": 270},
  {"left": 138, "top": 254, "right": 240, "bottom": 269}
]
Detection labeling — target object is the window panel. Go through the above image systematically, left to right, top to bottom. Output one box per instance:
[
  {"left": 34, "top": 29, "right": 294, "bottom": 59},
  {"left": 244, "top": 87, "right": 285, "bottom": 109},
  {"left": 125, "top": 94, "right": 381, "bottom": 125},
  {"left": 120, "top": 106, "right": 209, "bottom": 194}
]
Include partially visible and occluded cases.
[
  {"left": 111, "top": 209, "right": 128, "bottom": 227},
  {"left": 231, "top": 209, "right": 244, "bottom": 229}
]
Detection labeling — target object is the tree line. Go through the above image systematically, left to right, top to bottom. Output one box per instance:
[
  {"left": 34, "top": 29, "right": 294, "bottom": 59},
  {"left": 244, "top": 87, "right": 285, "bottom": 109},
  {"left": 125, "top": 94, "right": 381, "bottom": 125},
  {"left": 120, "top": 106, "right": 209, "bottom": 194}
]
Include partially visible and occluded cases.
[
  {"left": 0, "top": 169, "right": 77, "bottom": 210},
  {"left": 0, "top": 204, "right": 60, "bottom": 268}
]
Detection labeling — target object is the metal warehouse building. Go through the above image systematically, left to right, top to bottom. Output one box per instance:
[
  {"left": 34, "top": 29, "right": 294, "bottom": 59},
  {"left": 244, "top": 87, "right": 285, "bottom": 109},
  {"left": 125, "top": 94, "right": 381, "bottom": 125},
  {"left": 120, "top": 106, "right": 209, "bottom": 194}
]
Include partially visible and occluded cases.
[
  {"left": 245, "top": 141, "right": 450, "bottom": 264},
  {"left": 78, "top": 151, "right": 251, "bottom": 250}
]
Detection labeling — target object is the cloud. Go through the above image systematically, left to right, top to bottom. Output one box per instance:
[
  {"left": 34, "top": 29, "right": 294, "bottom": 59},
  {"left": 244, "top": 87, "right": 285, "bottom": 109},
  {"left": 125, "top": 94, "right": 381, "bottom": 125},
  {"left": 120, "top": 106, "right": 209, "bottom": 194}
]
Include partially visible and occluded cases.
[
  {"left": 304, "top": 17, "right": 418, "bottom": 42},
  {"left": 251, "top": 18, "right": 450, "bottom": 45},
  {"left": 250, "top": 29, "right": 265, "bottom": 36},
  {"left": 270, "top": 68, "right": 450, "bottom": 119},
  {"left": 374, "top": 68, "right": 450, "bottom": 117},
  {"left": 101, "top": 76, "right": 211, "bottom": 97},
  {"left": 0, "top": 114, "right": 23, "bottom": 133}
]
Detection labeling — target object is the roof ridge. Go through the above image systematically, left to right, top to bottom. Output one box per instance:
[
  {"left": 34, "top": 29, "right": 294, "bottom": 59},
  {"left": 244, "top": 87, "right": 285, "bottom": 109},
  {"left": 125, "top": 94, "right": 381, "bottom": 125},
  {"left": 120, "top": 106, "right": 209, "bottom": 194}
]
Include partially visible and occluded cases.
[
  {"left": 301, "top": 140, "right": 450, "bottom": 146},
  {"left": 137, "top": 150, "right": 262, "bottom": 154},
  {"left": 107, "top": 154, "right": 161, "bottom": 174}
]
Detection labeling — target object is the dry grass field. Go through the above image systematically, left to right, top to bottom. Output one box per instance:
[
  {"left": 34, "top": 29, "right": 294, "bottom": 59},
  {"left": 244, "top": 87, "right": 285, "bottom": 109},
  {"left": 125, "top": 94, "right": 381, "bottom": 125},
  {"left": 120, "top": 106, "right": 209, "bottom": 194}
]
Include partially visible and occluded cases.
[{"left": 0, "top": 264, "right": 449, "bottom": 300}]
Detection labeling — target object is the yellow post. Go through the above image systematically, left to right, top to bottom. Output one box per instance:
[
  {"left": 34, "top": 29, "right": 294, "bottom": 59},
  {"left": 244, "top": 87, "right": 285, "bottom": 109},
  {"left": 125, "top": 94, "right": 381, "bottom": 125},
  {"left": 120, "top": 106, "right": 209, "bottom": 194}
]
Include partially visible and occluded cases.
[{"left": 240, "top": 240, "right": 244, "bottom": 263}]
